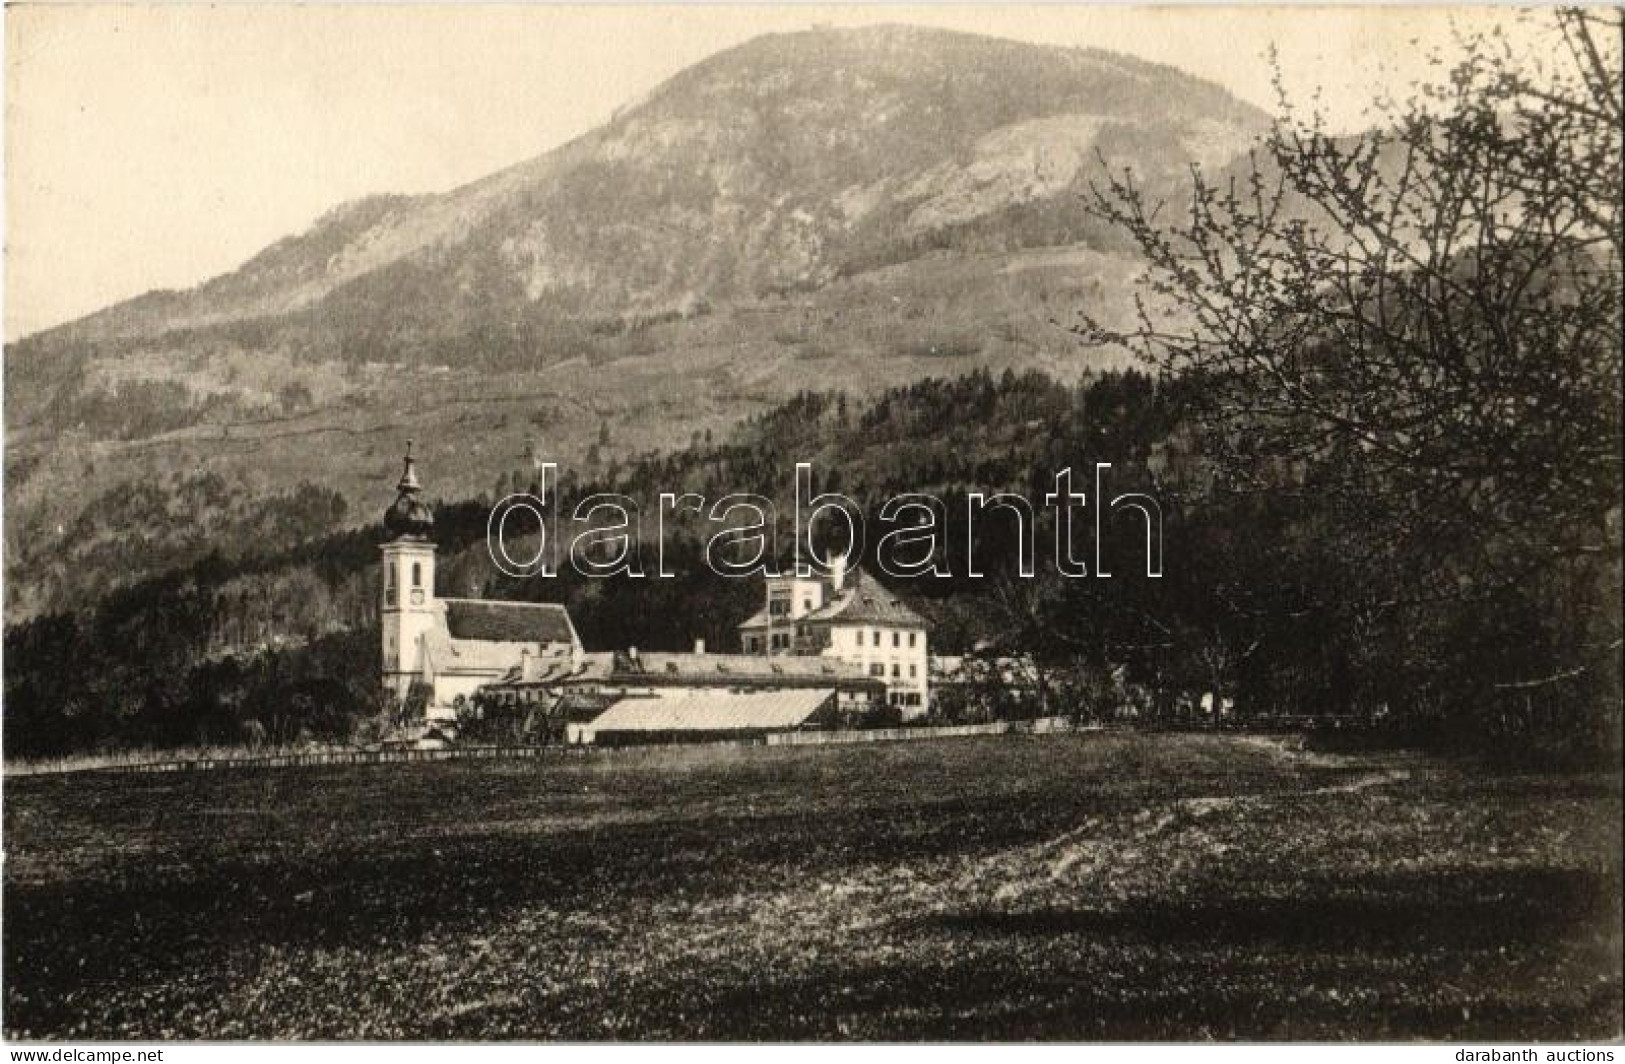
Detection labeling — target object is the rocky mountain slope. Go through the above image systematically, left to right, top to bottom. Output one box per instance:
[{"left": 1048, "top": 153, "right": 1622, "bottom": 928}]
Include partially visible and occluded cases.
[{"left": 4, "top": 25, "right": 1269, "bottom": 619}]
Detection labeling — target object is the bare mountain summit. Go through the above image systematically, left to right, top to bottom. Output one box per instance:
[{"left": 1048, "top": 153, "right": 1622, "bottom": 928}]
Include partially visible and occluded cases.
[{"left": 25, "top": 25, "right": 1262, "bottom": 352}]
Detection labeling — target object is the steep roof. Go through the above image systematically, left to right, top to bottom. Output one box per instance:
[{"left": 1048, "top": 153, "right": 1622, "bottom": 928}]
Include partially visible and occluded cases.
[
  {"left": 735, "top": 568, "right": 928, "bottom": 632},
  {"left": 802, "top": 568, "right": 926, "bottom": 629},
  {"left": 443, "top": 598, "right": 577, "bottom": 645},
  {"left": 422, "top": 629, "right": 532, "bottom": 676},
  {"left": 586, "top": 688, "right": 835, "bottom": 734}
]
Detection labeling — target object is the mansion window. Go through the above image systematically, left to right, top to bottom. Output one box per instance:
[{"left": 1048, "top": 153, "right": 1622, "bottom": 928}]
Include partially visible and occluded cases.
[
  {"left": 872, "top": 630, "right": 880, "bottom": 647},
  {"left": 892, "top": 632, "right": 900, "bottom": 648},
  {"left": 908, "top": 633, "right": 917, "bottom": 648},
  {"left": 869, "top": 663, "right": 884, "bottom": 677}
]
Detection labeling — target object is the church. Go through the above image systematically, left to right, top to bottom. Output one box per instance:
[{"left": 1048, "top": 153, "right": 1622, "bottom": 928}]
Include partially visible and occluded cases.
[
  {"left": 379, "top": 442, "right": 581, "bottom": 715},
  {"left": 377, "top": 443, "right": 930, "bottom": 737}
]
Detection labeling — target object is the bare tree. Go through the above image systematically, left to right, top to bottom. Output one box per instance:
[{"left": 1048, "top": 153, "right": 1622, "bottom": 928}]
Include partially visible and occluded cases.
[{"left": 1082, "top": 9, "right": 1622, "bottom": 734}]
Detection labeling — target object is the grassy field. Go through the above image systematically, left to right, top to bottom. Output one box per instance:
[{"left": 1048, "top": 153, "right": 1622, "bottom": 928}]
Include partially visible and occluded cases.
[{"left": 3, "top": 733, "right": 1620, "bottom": 1040}]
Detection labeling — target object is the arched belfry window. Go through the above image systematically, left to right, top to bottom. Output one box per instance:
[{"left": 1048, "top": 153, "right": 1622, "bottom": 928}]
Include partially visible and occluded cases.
[{"left": 412, "top": 562, "right": 422, "bottom": 588}]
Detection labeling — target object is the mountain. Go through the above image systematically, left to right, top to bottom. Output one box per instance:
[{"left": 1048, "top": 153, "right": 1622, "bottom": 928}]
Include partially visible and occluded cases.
[
  {"left": 3, "top": 24, "right": 1269, "bottom": 620},
  {"left": 20, "top": 26, "right": 1263, "bottom": 348}
]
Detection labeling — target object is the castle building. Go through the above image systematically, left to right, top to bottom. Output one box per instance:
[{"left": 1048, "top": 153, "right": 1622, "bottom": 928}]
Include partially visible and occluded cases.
[
  {"left": 379, "top": 442, "right": 580, "bottom": 718},
  {"left": 736, "top": 554, "right": 931, "bottom": 717}
]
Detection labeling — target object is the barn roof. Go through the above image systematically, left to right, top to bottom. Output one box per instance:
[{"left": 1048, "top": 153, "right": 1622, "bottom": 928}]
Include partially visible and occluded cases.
[
  {"left": 443, "top": 599, "right": 577, "bottom": 645},
  {"left": 555, "top": 651, "right": 874, "bottom": 689},
  {"left": 587, "top": 688, "right": 834, "bottom": 734}
]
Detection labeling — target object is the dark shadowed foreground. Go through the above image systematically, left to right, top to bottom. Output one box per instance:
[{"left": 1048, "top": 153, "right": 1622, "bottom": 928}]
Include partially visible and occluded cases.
[{"left": 4, "top": 734, "right": 1620, "bottom": 1039}]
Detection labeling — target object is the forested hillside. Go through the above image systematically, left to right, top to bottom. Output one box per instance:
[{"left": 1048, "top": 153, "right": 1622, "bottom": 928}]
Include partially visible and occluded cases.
[
  {"left": 9, "top": 357, "right": 1615, "bottom": 762},
  {"left": 3, "top": 368, "right": 1184, "bottom": 757}
]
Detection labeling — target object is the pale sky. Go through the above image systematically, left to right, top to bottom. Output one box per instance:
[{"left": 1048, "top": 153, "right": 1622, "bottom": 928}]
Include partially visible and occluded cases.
[{"left": 3, "top": 4, "right": 1550, "bottom": 341}]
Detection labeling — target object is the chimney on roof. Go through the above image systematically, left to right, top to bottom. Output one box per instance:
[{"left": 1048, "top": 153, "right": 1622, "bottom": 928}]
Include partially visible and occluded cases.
[
  {"left": 830, "top": 551, "right": 848, "bottom": 593},
  {"left": 694, "top": 638, "right": 706, "bottom": 655},
  {"left": 629, "top": 646, "right": 640, "bottom": 665}
]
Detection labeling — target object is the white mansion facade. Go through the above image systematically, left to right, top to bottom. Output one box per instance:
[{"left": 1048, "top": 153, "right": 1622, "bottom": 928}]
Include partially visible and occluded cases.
[{"left": 736, "top": 555, "right": 930, "bottom": 716}]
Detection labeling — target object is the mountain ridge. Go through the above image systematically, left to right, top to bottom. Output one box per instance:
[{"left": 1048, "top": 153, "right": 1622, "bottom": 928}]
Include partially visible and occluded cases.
[
  {"left": 4, "top": 23, "right": 1271, "bottom": 620},
  {"left": 17, "top": 24, "right": 1267, "bottom": 351}
]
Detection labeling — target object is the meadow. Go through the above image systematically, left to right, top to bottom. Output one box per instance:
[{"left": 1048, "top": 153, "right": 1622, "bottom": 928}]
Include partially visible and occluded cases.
[{"left": 3, "top": 733, "right": 1620, "bottom": 1040}]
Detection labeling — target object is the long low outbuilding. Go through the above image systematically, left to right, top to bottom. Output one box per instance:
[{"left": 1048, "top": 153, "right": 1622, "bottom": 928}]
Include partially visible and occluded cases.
[{"left": 573, "top": 687, "right": 838, "bottom": 746}]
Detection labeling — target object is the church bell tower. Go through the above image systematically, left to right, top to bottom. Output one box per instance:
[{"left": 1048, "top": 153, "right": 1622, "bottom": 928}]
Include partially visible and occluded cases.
[{"left": 380, "top": 440, "right": 438, "bottom": 704}]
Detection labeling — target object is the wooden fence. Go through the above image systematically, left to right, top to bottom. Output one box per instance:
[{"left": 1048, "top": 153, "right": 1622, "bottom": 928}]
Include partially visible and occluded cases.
[
  {"left": 17, "top": 713, "right": 1380, "bottom": 778},
  {"left": 1142, "top": 714, "right": 1380, "bottom": 732},
  {"left": 766, "top": 716, "right": 1079, "bottom": 746},
  {"left": 56, "top": 721, "right": 1079, "bottom": 776},
  {"left": 98, "top": 743, "right": 598, "bottom": 776}
]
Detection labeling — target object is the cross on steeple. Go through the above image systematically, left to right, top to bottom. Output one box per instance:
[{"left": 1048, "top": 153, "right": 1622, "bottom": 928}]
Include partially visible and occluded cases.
[{"left": 397, "top": 438, "right": 421, "bottom": 494}]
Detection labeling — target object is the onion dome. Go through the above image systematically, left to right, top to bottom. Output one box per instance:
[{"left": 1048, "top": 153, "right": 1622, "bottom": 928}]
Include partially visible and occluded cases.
[{"left": 383, "top": 439, "right": 435, "bottom": 541}]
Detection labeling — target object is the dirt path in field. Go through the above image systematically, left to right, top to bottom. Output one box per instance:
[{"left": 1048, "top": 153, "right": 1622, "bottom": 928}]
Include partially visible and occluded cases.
[
  {"left": 409, "top": 739, "right": 1425, "bottom": 1032},
  {"left": 682, "top": 745, "right": 1414, "bottom": 949},
  {"left": 1020, "top": 765, "right": 1409, "bottom": 894}
]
